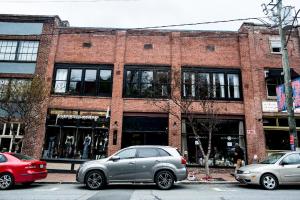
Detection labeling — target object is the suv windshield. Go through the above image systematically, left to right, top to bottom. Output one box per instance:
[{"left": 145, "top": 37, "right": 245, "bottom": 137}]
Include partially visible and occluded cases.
[
  {"left": 11, "top": 153, "right": 34, "bottom": 161},
  {"left": 260, "top": 153, "right": 285, "bottom": 164}
]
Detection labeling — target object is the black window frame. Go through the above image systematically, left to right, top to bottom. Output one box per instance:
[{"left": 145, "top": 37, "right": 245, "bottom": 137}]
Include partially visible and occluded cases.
[
  {"left": 0, "top": 40, "right": 39, "bottom": 62},
  {"left": 52, "top": 64, "right": 113, "bottom": 97},
  {"left": 123, "top": 65, "right": 171, "bottom": 98},
  {"left": 181, "top": 67, "right": 243, "bottom": 101}
]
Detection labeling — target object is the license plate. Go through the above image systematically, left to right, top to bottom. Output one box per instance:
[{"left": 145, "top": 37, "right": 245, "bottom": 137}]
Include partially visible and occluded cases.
[{"left": 40, "top": 164, "right": 44, "bottom": 168}]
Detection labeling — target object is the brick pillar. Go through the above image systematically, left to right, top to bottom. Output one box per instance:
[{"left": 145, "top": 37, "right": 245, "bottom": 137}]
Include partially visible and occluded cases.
[
  {"left": 21, "top": 21, "right": 59, "bottom": 159},
  {"left": 239, "top": 30, "right": 266, "bottom": 163},
  {"left": 107, "top": 31, "right": 126, "bottom": 156},
  {"left": 168, "top": 32, "right": 182, "bottom": 149}
]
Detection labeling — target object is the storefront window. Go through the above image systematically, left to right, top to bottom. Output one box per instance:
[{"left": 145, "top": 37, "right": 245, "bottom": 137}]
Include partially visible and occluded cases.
[
  {"left": 43, "top": 109, "right": 109, "bottom": 160},
  {"left": 122, "top": 116, "right": 168, "bottom": 148},
  {"left": 182, "top": 119, "right": 246, "bottom": 167}
]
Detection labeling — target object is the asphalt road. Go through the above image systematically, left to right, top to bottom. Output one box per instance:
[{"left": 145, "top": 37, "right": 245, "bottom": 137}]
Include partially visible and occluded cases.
[{"left": 1, "top": 183, "right": 300, "bottom": 200}]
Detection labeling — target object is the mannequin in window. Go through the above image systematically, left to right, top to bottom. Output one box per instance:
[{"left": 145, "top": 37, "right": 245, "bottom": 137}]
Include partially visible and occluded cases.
[
  {"left": 82, "top": 134, "right": 91, "bottom": 159},
  {"left": 65, "top": 135, "right": 74, "bottom": 158},
  {"left": 47, "top": 136, "right": 56, "bottom": 158}
]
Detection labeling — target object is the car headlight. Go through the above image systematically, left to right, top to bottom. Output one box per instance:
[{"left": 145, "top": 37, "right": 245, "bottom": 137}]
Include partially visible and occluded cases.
[{"left": 243, "top": 170, "right": 251, "bottom": 174}]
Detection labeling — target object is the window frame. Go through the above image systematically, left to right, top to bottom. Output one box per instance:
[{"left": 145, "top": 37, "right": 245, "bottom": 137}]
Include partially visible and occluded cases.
[
  {"left": 269, "top": 37, "right": 282, "bottom": 54},
  {"left": 0, "top": 40, "right": 39, "bottom": 62},
  {"left": 52, "top": 64, "right": 113, "bottom": 97},
  {"left": 123, "top": 65, "right": 171, "bottom": 98},
  {"left": 181, "top": 67, "right": 243, "bottom": 101}
]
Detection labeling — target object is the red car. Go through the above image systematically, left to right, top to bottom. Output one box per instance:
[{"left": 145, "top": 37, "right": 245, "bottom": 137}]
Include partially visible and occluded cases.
[{"left": 0, "top": 152, "right": 47, "bottom": 190}]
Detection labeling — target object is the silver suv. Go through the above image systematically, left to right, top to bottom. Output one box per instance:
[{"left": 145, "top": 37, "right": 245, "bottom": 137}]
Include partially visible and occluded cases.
[{"left": 76, "top": 146, "right": 187, "bottom": 190}]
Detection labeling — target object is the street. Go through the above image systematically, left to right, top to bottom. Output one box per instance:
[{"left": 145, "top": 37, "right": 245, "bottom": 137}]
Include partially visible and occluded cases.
[{"left": 1, "top": 183, "right": 300, "bottom": 200}]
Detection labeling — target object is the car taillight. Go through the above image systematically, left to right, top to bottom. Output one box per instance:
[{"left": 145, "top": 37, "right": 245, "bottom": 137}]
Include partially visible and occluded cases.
[
  {"left": 181, "top": 157, "right": 187, "bottom": 165},
  {"left": 25, "top": 164, "right": 37, "bottom": 169}
]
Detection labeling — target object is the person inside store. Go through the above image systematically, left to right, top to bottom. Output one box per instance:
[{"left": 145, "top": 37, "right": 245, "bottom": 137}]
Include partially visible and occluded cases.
[{"left": 233, "top": 143, "right": 244, "bottom": 173}]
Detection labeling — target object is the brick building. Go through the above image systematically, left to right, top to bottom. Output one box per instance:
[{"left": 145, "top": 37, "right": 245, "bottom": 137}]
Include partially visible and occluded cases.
[{"left": 1, "top": 15, "right": 300, "bottom": 166}]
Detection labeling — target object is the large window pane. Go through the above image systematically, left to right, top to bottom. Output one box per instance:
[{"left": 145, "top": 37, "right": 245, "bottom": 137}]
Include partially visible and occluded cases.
[
  {"left": 0, "top": 41, "right": 17, "bottom": 61},
  {"left": 17, "top": 41, "right": 39, "bottom": 61},
  {"left": 54, "top": 69, "right": 68, "bottom": 93},
  {"left": 69, "top": 69, "right": 82, "bottom": 94},
  {"left": 84, "top": 70, "right": 97, "bottom": 95},
  {"left": 99, "top": 70, "right": 112, "bottom": 96},
  {"left": 126, "top": 70, "right": 139, "bottom": 97},
  {"left": 141, "top": 71, "right": 153, "bottom": 97},
  {"left": 156, "top": 71, "right": 169, "bottom": 97},
  {"left": 183, "top": 72, "right": 196, "bottom": 97},
  {"left": 199, "top": 73, "right": 210, "bottom": 98},
  {"left": 213, "top": 73, "right": 225, "bottom": 98},
  {"left": 227, "top": 74, "right": 240, "bottom": 98},
  {"left": 0, "top": 79, "right": 9, "bottom": 100}
]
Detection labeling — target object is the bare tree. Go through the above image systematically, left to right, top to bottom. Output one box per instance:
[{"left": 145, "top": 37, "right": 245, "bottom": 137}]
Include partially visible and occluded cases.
[
  {"left": 148, "top": 70, "right": 220, "bottom": 179},
  {"left": 0, "top": 75, "right": 49, "bottom": 154}
]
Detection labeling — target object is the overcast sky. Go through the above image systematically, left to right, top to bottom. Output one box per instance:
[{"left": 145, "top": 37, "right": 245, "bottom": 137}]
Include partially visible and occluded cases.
[{"left": 0, "top": 0, "right": 299, "bottom": 31}]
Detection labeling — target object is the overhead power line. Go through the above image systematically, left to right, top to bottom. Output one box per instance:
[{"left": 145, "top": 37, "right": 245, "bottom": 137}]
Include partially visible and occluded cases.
[{"left": 134, "top": 17, "right": 268, "bottom": 29}]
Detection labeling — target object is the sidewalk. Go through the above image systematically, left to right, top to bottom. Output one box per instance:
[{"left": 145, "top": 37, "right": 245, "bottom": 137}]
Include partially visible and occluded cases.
[{"left": 37, "top": 167, "right": 238, "bottom": 184}]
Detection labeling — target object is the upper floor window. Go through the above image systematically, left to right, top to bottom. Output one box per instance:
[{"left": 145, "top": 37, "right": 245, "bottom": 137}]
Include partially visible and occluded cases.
[
  {"left": 269, "top": 37, "right": 281, "bottom": 54},
  {"left": 0, "top": 40, "right": 39, "bottom": 62},
  {"left": 53, "top": 64, "right": 113, "bottom": 97},
  {"left": 124, "top": 66, "right": 170, "bottom": 98},
  {"left": 182, "top": 68, "right": 242, "bottom": 100},
  {"left": 0, "top": 78, "right": 30, "bottom": 101}
]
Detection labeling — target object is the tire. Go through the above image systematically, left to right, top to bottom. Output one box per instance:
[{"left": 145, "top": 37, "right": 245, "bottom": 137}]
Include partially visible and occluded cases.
[
  {"left": 85, "top": 170, "right": 105, "bottom": 190},
  {"left": 155, "top": 170, "right": 174, "bottom": 190},
  {"left": 0, "top": 173, "right": 14, "bottom": 190},
  {"left": 260, "top": 173, "right": 278, "bottom": 190}
]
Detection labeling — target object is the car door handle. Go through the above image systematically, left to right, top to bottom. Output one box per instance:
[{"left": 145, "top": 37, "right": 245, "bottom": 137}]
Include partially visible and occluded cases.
[
  {"left": 155, "top": 160, "right": 160, "bottom": 163},
  {"left": 129, "top": 162, "right": 135, "bottom": 165},
  {"left": 297, "top": 166, "right": 300, "bottom": 168}
]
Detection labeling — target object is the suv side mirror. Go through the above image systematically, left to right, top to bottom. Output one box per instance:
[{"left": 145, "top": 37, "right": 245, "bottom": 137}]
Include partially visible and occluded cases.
[{"left": 110, "top": 155, "right": 120, "bottom": 161}]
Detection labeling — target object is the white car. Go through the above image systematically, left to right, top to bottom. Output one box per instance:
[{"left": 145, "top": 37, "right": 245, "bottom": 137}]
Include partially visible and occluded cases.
[{"left": 235, "top": 151, "right": 300, "bottom": 190}]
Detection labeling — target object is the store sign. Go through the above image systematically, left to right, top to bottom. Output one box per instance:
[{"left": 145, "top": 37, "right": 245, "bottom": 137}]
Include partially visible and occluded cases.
[
  {"left": 262, "top": 101, "right": 278, "bottom": 112},
  {"left": 262, "top": 101, "right": 300, "bottom": 113},
  {"left": 57, "top": 114, "right": 99, "bottom": 121}
]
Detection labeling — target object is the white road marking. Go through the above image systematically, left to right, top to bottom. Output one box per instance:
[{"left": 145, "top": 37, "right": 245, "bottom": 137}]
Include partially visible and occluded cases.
[{"left": 212, "top": 187, "right": 236, "bottom": 192}]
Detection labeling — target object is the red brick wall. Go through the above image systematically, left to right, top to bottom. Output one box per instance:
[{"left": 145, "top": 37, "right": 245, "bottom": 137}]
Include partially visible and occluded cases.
[{"left": 37, "top": 24, "right": 300, "bottom": 162}]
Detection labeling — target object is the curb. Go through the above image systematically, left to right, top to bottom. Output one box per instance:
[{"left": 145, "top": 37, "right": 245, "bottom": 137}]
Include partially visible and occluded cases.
[
  {"left": 35, "top": 181, "right": 238, "bottom": 185},
  {"left": 178, "top": 181, "right": 238, "bottom": 184}
]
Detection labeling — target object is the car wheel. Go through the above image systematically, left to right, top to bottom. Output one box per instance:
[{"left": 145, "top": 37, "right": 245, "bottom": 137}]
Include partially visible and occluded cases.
[
  {"left": 85, "top": 170, "right": 105, "bottom": 190},
  {"left": 155, "top": 170, "right": 174, "bottom": 190},
  {"left": 0, "top": 173, "right": 14, "bottom": 190},
  {"left": 260, "top": 173, "right": 278, "bottom": 190}
]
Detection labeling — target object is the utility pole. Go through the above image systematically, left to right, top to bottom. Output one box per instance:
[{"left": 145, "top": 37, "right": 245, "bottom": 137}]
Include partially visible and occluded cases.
[
  {"left": 262, "top": 0, "right": 298, "bottom": 150},
  {"left": 277, "top": 0, "right": 298, "bottom": 150}
]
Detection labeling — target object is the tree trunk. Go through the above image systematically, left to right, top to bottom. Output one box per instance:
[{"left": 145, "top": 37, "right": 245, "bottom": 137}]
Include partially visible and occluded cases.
[{"left": 204, "top": 155, "right": 210, "bottom": 179}]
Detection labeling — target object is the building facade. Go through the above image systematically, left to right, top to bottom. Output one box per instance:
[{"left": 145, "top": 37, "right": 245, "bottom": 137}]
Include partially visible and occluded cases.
[{"left": 1, "top": 15, "right": 300, "bottom": 166}]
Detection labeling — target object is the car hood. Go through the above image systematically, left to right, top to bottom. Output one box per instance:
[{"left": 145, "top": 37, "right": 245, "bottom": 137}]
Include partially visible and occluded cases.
[{"left": 239, "top": 164, "right": 272, "bottom": 172}]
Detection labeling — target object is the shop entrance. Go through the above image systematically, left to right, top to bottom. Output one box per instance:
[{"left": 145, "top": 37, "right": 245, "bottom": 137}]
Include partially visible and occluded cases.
[{"left": 122, "top": 116, "right": 168, "bottom": 148}]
